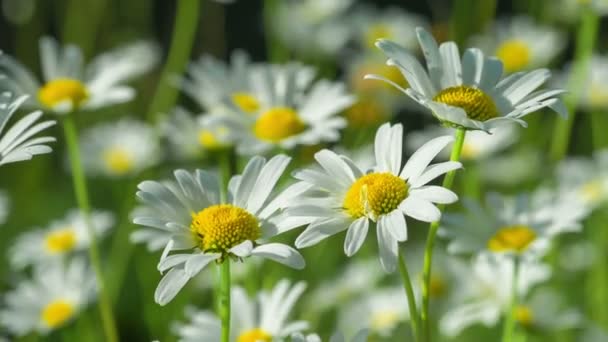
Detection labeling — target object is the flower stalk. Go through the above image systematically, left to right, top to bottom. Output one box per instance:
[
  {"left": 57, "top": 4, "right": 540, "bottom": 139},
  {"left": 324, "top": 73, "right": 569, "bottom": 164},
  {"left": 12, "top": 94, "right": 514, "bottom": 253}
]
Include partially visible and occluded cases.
[
  {"left": 421, "top": 128, "right": 466, "bottom": 341},
  {"left": 398, "top": 249, "right": 421, "bottom": 341},
  {"left": 501, "top": 256, "right": 521, "bottom": 342},
  {"left": 219, "top": 259, "right": 231, "bottom": 342}
]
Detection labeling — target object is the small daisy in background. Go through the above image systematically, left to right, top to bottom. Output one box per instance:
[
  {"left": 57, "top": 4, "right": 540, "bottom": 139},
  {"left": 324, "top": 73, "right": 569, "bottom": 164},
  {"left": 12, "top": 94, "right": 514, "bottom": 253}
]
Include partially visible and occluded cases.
[
  {"left": 470, "top": 16, "right": 565, "bottom": 74},
  {"left": 369, "top": 27, "right": 566, "bottom": 131},
  {"left": 0, "top": 37, "right": 158, "bottom": 114},
  {"left": 557, "top": 56, "right": 608, "bottom": 110},
  {"left": 228, "top": 63, "right": 354, "bottom": 155},
  {"left": 0, "top": 92, "right": 55, "bottom": 167},
  {"left": 79, "top": 118, "right": 160, "bottom": 178},
  {"left": 290, "top": 123, "right": 461, "bottom": 272},
  {"left": 406, "top": 124, "right": 518, "bottom": 162},
  {"left": 555, "top": 150, "right": 608, "bottom": 209},
  {"left": 132, "top": 154, "right": 306, "bottom": 305},
  {"left": 0, "top": 189, "right": 8, "bottom": 225},
  {"left": 439, "top": 191, "right": 586, "bottom": 257},
  {"left": 9, "top": 209, "right": 114, "bottom": 269},
  {"left": 439, "top": 253, "right": 550, "bottom": 338},
  {"left": 0, "top": 258, "right": 96, "bottom": 336},
  {"left": 173, "top": 280, "right": 308, "bottom": 341},
  {"left": 339, "top": 287, "right": 409, "bottom": 339},
  {"left": 512, "top": 289, "right": 583, "bottom": 333}
]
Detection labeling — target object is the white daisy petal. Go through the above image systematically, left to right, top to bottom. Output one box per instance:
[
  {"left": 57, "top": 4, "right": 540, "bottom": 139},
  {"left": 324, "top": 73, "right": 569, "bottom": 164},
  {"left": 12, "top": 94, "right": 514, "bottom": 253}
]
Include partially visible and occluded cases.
[
  {"left": 400, "top": 135, "right": 454, "bottom": 181},
  {"left": 410, "top": 161, "right": 462, "bottom": 188},
  {"left": 409, "top": 186, "right": 458, "bottom": 204},
  {"left": 399, "top": 196, "right": 441, "bottom": 222},
  {"left": 383, "top": 210, "right": 408, "bottom": 242},
  {"left": 295, "top": 217, "right": 350, "bottom": 248},
  {"left": 344, "top": 217, "right": 369, "bottom": 257},
  {"left": 376, "top": 221, "right": 398, "bottom": 272},
  {"left": 229, "top": 240, "right": 253, "bottom": 257},
  {"left": 251, "top": 243, "right": 305, "bottom": 269},
  {"left": 184, "top": 253, "right": 220, "bottom": 277},
  {"left": 155, "top": 268, "right": 191, "bottom": 306}
]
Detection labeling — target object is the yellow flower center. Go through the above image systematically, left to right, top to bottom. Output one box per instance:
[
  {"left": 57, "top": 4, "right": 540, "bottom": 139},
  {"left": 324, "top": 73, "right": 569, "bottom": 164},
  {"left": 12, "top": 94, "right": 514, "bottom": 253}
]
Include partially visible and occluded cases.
[
  {"left": 366, "top": 24, "right": 393, "bottom": 49},
  {"left": 495, "top": 39, "right": 531, "bottom": 73},
  {"left": 38, "top": 78, "right": 89, "bottom": 109},
  {"left": 588, "top": 85, "right": 608, "bottom": 107},
  {"left": 433, "top": 86, "right": 499, "bottom": 122},
  {"left": 232, "top": 92, "right": 260, "bottom": 113},
  {"left": 344, "top": 98, "right": 388, "bottom": 127},
  {"left": 253, "top": 107, "right": 306, "bottom": 143},
  {"left": 102, "top": 147, "right": 133, "bottom": 175},
  {"left": 343, "top": 172, "right": 408, "bottom": 219},
  {"left": 579, "top": 180, "right": 604, "bottom": 203},
  {"left": 190, "top": 204, "right": 260, "bottom": 253},
  {"left": 487, "top": 225, "right": 536, "bottom": 253},
  {"left": 45, "top": 228, "right": 77, "bottom": 254},
  {"left": 429, "top": 275, "right": 447, "bottom": 298},
  {"left": 41, "top": 299, "right": 75, "bottom": 328},
  {"left": 514, "top": 305, "right": 534, "bottom": 326},
  {"left": 370, "top": 310, "right": 400, "bottom": 332},
  {"left": 237, "top": 328, "right": 272, "bottom": 342}
]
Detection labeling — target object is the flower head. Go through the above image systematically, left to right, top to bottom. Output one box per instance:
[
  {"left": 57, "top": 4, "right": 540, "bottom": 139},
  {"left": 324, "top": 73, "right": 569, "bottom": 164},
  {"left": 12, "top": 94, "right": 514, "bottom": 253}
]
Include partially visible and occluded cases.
[
  {"left": 368, "top": 27, "right": 567, "bottom": 131},
  {"left": 289, "top": 123, "right": 461, "bottom": 272},
  {"left": 132, "top": 155, "right": 306, "bottom": 305}
]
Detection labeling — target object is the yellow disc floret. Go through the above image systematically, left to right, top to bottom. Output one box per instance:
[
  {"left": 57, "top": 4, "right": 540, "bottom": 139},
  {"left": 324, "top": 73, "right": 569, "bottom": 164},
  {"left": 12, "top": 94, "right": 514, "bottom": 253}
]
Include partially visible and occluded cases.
[
  {"left": 495, "top": 39, "right": 531, "bottom": 73},
  {"left": 38, "top": 78, "right": 89, "bottom": 109},
  {"left": 433, "top": 85, "right": 499, "bottom": 122},
  {"left": 232, "top": 92, "right": 260, "bottom": 113},
  {"left": 344, "top": 98, "right": 388, "bottom": 127},
  {"left": 253, "top": 107, "right": 306, "bottom": 143},
  {"left": 102, "top": 147, "right": 133, "bottom": 175},
  {"left": 343, "top": 172, "right": 408, "bottom": 219},
  {"left": 190, "top": 204, "right": 260, "bottom": 253},
  {"left": 487, "top": 225, "right": 536, "bottom": 253},
  {"left": 45, "top": 228, "right": 77, "bottom": 254},
  {"left": 41, "top": 299, "right": 75, "bottom": 328},
  {"left": 514, "top": 305, "right": 534, "bottom": 326},
  {"left": 370, "top": 310, "right": 401, "bottom": 332},
  {"left": 237, "top": 328, "right": 272, "bottom": 342}
]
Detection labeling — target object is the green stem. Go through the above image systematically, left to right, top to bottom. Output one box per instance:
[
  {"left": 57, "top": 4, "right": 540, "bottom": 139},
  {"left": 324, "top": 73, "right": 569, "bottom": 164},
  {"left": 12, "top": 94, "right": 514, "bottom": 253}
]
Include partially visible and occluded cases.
[
  {"left": 146, "top": 0, "right": 200, "bottom": 124},
  {"left": 263, "top": 0, "right": 288, "bottom": 63},
  {"left": 550, "top": 6, "right": 599, "bottom": 161},
  {"left": 591, "top": 110, "right": 608, "bottom": 150},
  {"left": 63, "top": 115, "right": 118, "bottom": 342},
  {"left": 421, "top": 128, "right": 466, "bottom": 342},
  {"left": 217, "top": 148, "right": 236, "bottom": 203},
  {"left": 398, "top": 249, "right": 421, "bottom": 341},
  {"left": 502, "top": 257, "right": 521, "bottom": 342},
  {"left": 219, "top": 259, "right": 231, "bottom": 342}
]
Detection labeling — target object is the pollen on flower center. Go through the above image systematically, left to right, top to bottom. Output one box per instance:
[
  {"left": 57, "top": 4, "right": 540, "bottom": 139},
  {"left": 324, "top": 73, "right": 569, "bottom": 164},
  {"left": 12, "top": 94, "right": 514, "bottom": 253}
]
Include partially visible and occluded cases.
[
  {"left": 496, "top": 39, "right": 531, "bottom": 73},
  {"left": 38, "top": 78, "right": 89, "bottom": 109},
  {"left": 433, "top": 86, "right": 499, "bottom": 122},
  {"left": 232, "top": 92, "right": 260, "bottom": 113},
  {"left": 253, "top": 107, "right": 306, "bottom": 143},
  {"left": 102, "top": 147, "right": 133, "bottom": 175},
  {"left": 343, "top": 172, "right": 408, "bottom": 219},
  {"left": 190, "top": 204, "right": 260, "bottom": 253},
  {"left": 487, "top": 225, "right": 536, "bottom": 253},
  {"left": 45, "top": 228, "right": 77, "bottom": 254},
  {"left": 41, "top": 299, "right": 75, "bottom": 328},
  {"left": 514, "top": 305, "right": 534, "bottom": 326},
  {"left": 237, "top": 328, "right": 272, "bottom": 342}
]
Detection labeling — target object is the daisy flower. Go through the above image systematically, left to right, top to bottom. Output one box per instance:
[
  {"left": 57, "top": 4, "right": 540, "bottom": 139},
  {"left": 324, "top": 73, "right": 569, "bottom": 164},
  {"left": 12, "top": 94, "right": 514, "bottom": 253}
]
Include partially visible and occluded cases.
[
  {"left": 470, "top": 16, "right": 565, "bottom": 74},
  {"left": 368, "top": 27, "right": 567, "bottom": 131},
  {"left": 0, "top": 37, "right": 158, "bottom": 114},
  {"left": 557, "top": 56, "right": 608, "bottom": 110},
  {"left": 228, "top": 63, "right": 354, "bottom": 155},
  {"left": 0, "top": 92, "right": 55, "bottom": 166},
  {"left": 161, "top": 107, "right": 236, "bottom": 161},
  {"left": 79, "top": 118, "right": 160, "bottom": 178},
  {"left": 290, "top": 123, "right": 461, "bottom": 272},
  {"left": 406, "top": 124, "right": 518, "bottom": 162},
  {"left": 555, "top": 149, "right": 608, "bottom": 208},
  {"left": 132, "top": 154, "right": 306, "bottom": 305},
  {"left": 0, "top": 189, "right": 8, "bottom": 225},
  {"left": 439, "top": 191, "right": 587, "bottom": 257},
  {"left": 9, "top": 209, "right": 114, "bottom": 269},
  {"left": 440, "top": 253, "right": 550, "bottom": 337},
  {"left": 0, "top": 258, "right": 96, "bottom": 336},
  {"left": 173, "top": 280, "right": 308, "bottom": 341},
  {"left": 339, "top": 287, "right": 409, "bottom": 338},
  {"left": 512, "top": 289, "right": 583, "bottom": 333}
]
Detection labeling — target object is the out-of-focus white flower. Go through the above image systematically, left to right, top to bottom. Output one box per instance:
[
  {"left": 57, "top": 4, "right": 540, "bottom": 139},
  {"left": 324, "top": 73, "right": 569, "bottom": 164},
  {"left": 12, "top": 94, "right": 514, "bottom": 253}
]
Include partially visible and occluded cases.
[
  {"left": 549, "top": 0, "right": 608, "bottom": 23},
  {"left": 470, "top": 16, "right": 565, "bottom": 74},
  {"left": 370, "top": 27, "right": 566, "bottom": 131},
  {"left": 0, "top": 37, "right": 158, "bottom": 114},
  {"left": 556, "top": 56, "right": 608, "bottom": 110},
  {"left": 228, "top": 63, "right": 354, "bottom": 155},
  {"left": 0, "top": 93, "right": 55, "bottom": 166},
  {"left": 79, "top": 118, "right": 160, "bottom": 178},
  {"left": 290, "top": 123, "right": 460, "bottom": 272},
  {"left": 406, "top": 124, "right": 518, "bottom": 162},
  {"left": 479, "top": 149, "right": 541, "bottom": 186},
  {"left": 556, "top": 149, "right": 608, "bottom": 209},
  {"left": 132, "top": 155, "right": 306, "bottom": 305},
  {"left": 0, "top": 189, "right": 8, "bottom": 225},
  {"left": 440, "top": 191, "right": 586, "bottom": 257},
  {"left": 9, "top": 209, "right": 114, "bottom": 269},
  {"left": 440, "top": 253, "right": 550, "bottom": 337},
  {"left": 0, "top": 258, "right": 96, "bottom": 336},
  {"left": 173, "top": 280, "right": 308, "bottom": 341},
  {"left": 339, "top": 287, "right": 409, "bottom": 338},
  {"left": 514, "top": 289, "right": 583, "bottom": 332}
]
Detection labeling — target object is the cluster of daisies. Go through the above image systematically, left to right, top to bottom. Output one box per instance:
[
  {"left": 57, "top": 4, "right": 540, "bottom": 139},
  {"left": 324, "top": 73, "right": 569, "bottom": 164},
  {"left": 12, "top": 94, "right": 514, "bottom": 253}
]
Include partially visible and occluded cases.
[{"left": 0, "top": 0, "right": 608, "bottom": 341}]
